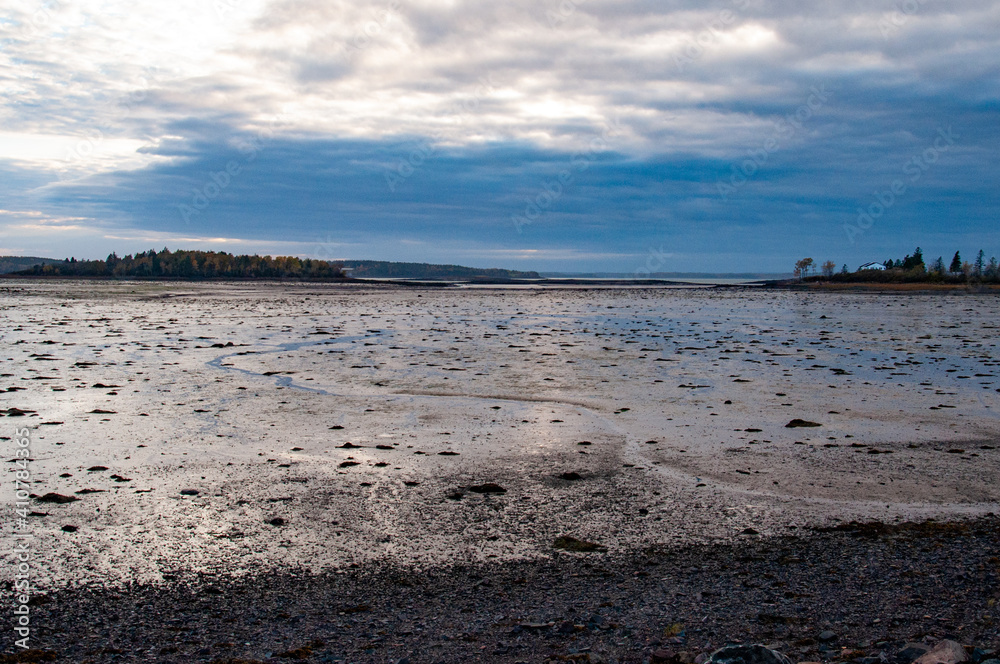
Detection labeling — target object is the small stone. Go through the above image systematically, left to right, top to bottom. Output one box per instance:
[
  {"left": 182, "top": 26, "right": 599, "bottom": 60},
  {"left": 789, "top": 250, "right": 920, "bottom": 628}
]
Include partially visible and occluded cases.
[
  {"left": 786, "top": 419, "right": 821, "bottom": 428},
  {"left": 87, "top": 465, "right": 108, "bottom": 471},
  {"left": 559, "top": 472, "right": 584, "bottom": 481},
  {"left": 468, "top": 483, "right": 506, "bottom": 494},
  {"left": 180, "top": 489, "right": 199, "bottom": 496},
  {"left": 37, "top": 493, "right": 78, "bottom": 504},
  {"left": 266, "top": 517, "right": 286, "bottom": 526},
  {"left": 61, "top": 525, "right": 78, "bottom": 532},
  {"left": 553, "top": 535, "right": 604, "bottom": 552},
  {"left": 817, "top": 630, "right": 837, "bottom": 642},
  {"left": 913, "top": 640, "right": 968, "bottom": 664},
  {"left": 896, "top": 643, "right": 931, "bottom": 663},
  {"left": 706, "top": 644, "right": 794, "bottom": 664},
  {"left": 653, "top": 649, "right": 679, "bottom": 664},
  {"left": 970, "top": 650, "right": 994, "bottom": 664}
]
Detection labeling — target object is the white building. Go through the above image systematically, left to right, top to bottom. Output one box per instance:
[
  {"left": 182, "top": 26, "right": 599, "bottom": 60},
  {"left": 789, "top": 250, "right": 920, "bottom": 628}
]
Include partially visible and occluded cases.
[{"left": 858, "top": 261, "right": 887, "bottom": 271}]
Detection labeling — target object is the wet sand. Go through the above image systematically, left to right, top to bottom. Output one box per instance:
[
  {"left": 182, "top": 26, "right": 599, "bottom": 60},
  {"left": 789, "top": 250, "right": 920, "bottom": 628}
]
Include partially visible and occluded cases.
[{"left": 2, "top": 280, "right": 999, "bottom": 589}]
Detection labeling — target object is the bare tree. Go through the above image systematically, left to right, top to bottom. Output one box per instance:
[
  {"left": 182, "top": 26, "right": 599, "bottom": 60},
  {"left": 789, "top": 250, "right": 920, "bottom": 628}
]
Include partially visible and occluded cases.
[{"left": 821, "top": 260, "right": 836, "bottom": 278}]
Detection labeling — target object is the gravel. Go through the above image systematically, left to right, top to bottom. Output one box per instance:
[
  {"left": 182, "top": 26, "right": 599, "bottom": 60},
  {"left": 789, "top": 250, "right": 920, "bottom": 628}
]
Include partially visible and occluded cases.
[{"left": 9, "top": 516, "right": 999, "bottom": 664}]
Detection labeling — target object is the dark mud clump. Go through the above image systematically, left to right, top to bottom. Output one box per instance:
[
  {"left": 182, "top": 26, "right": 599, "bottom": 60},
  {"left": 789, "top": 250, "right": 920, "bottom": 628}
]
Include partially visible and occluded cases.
[{"left": 552, "top": 535, "right": 604, "bottom": 552}]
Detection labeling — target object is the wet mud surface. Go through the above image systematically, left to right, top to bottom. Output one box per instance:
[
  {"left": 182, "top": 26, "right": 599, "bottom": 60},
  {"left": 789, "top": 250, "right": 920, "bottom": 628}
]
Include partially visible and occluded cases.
[{"left": 2, "top": 281, "right": 998, "bottom": 592}]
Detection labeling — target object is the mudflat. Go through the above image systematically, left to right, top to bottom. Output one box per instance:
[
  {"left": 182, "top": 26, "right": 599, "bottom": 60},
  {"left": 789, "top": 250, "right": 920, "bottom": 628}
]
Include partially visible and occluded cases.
[{"left": 3, "top": 280, "right": 999, "bottom": 662}]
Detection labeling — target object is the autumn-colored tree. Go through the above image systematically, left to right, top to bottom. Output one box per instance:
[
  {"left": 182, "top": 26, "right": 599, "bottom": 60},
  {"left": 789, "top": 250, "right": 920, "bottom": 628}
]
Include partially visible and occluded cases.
[
  {"left": 793, "top": 257, "right": 814, "bottom": 280},
  {"left": 821, "top": 260, "right": 836, "bottom": 278}
]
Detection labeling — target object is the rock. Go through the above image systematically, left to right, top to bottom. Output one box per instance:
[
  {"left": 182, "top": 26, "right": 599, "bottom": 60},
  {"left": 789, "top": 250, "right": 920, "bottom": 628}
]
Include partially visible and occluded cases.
[
  {"left": 785, "top": 419, "right": 821, "bottom": 428},
  {"left": 338, "top": 442, "right": 362, "bottom": 448},
  {"left": 338, "top": 461, "right": 360, "bottom": 468},
  {"left": 87, "top": 465, "right": 108, "bottom": 471},
  {"left": 559, "top": 472, "right": 584, "bottom": 481},
  {"left": 468, "top": 483, "right": 506, "bottom": 494},
  {"left": 180, "top": 489, "right": 200, "bottom": 496},
  {"left": 37, "top": 493, "right": 78, "bottom": 504},
  {"left": 266, "top": 517, "right": 286, "bottom": 526},
  {"left": 61, "top": 525, "right": 78, "bottom": 532},
  {"left": 552, "top": 535, "right": 604, "bottom": 552},
  {"left": 557, "top": 620, "right": 577, "bottom": 634},
  {"left": 518, "top": 622, "right": 554, "bottom": 631},
  {"left": 817, "top": 630, "right": 837, "bottom": 642},
  {"left": 913, "top": 640, "right": 968, "bottom": 664},
  {"left": 896, "top": 643, "right": 931, "bottom": 663},
  {"left": 706, "top": 645, "right": 794, "bottom": 664},
  {"left": 652, "top": 649, "right": 679, "bottom": 663},
  {"left": 978, "top": 660, "right": 1000, "bottom": 664}
]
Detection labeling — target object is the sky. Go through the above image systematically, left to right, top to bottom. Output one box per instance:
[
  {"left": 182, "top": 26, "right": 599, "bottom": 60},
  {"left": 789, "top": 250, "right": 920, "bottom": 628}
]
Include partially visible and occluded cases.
[{"left": 1, "top": 0, "right": 998, "bottom": 273}]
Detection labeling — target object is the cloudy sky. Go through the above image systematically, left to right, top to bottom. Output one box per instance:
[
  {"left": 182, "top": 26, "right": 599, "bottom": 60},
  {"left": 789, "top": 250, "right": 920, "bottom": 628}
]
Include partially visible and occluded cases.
[{"left": 1, "top": 0, "right": 998, "bottom": 272}]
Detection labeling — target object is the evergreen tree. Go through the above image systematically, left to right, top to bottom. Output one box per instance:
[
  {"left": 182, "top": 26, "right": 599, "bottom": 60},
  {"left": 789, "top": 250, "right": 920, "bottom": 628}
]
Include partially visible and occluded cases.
[
  {"left": 974, "top": 249, "right": 985, "bottom": 277},
  {"left": 949, "top": 251, "right": 962, "bottom": 273}
]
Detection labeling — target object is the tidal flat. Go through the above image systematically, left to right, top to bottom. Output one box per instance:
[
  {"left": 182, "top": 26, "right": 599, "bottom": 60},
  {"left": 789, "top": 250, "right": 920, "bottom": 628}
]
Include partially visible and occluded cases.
[{"left": 2, "top": 280, "right": 999, "bottom": 662}]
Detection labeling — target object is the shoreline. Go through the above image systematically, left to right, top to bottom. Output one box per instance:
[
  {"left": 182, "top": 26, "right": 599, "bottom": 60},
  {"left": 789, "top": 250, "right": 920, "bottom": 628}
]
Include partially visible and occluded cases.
[{"left": 14, "top": 516, "right": 1000, "bottom": 663}]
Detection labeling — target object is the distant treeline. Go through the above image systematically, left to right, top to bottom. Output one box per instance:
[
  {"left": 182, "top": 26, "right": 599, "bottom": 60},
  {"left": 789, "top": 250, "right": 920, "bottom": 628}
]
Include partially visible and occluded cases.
[
  {"left": 803, "top": 247, "right": 1000, "bottom": 284},
  {"left": 15, "top": 249, "right": 345, "bottom": 280},
  {"left": 0, "top": 255, "right": 65, "bottom": 274},
  {"left": 343, "top": 260, "right": 540, "bottom": 280}
]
